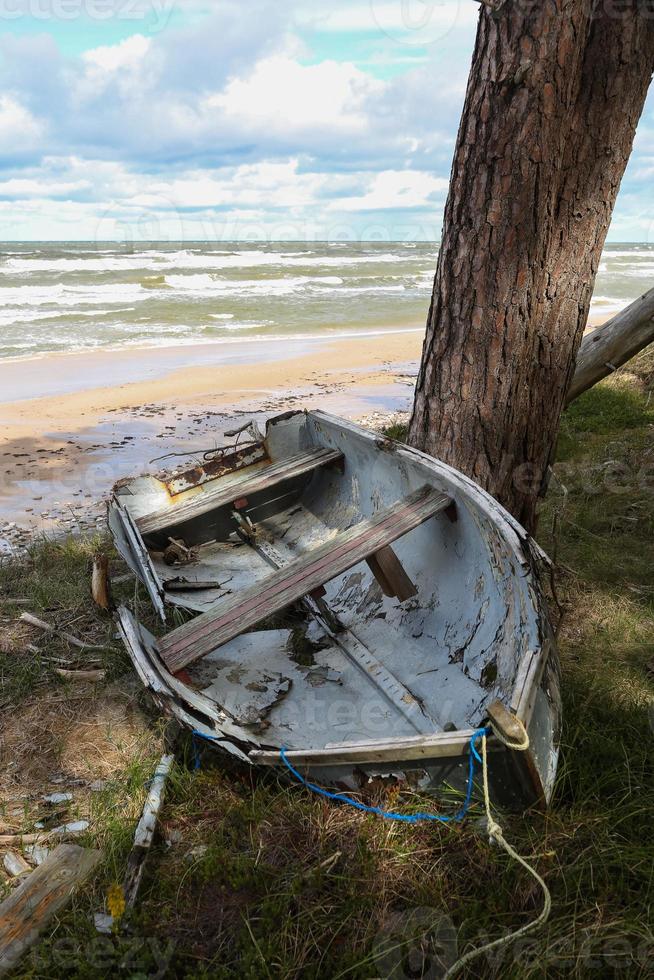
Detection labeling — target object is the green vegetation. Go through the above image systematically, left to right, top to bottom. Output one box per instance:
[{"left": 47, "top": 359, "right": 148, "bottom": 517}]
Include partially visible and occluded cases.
[
  {"left": 1, "top": 353, "right": 653, "bottom": 978},
  {"left": 382, "top": 421, "right": 410, "bottom": 443}
]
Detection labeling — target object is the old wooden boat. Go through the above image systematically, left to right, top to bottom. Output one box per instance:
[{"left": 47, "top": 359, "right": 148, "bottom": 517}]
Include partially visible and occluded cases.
[{"left": 109, "top": 410, "right": 560, "bottom": 809}]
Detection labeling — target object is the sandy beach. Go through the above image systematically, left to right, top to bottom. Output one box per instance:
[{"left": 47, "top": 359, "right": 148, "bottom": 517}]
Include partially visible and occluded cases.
[{"left": 0, "top": 328, "right": 424, "bottom": 550}]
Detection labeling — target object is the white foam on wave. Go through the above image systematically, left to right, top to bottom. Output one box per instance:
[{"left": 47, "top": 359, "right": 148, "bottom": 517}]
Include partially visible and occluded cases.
[
  {"left": 601, "top": 248, "right": 654, "bottom": 259},
  {"left": 1, "top": 249, "right": 419, "bottom": 275},
  {"left": 163, "top": 273, "right": 346, "bottom": 295},
  {"left": 0, "top": 282, "right": 151, "bottom": 307},
  {"left": 590, "top": 295, "right": 627, "bottom": 315},
  {"left": 0, "top": 307, "right": 135, "bottom": 327}
]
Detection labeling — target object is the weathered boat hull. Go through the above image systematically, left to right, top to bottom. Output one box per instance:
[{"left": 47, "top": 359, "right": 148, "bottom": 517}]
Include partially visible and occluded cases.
[{"left": 110, "top": 410, "right": 561, "bottom": 810}]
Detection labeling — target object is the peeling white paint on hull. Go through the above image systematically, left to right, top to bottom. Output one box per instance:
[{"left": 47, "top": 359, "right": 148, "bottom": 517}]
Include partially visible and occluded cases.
[{"left": 110, "top": 410, "right": 561, "bottom": 811}]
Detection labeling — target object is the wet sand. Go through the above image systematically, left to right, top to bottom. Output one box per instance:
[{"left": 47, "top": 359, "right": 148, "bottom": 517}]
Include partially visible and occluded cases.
[{"left": 0, "top": 330, "right": 423, "bottom": 551}]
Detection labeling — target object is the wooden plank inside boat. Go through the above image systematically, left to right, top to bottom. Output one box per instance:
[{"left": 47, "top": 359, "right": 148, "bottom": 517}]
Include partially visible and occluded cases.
[
  {"left": 137, "top": 447, "right": 344, "bottom": 537},
  {"left": 158, "top": 485, "right": 453, "bottom": 673},
  {"left": 232, "top": 524, "right": 440, "bottom": 734}
]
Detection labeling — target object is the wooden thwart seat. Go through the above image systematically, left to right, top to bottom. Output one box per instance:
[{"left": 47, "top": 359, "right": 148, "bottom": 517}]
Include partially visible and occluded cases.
[
  {"left": 137, "top": 447, "right": 343, "bottom": 537},
  {"left": 157, "top": 485, "right": 453, "bottom": 673}
]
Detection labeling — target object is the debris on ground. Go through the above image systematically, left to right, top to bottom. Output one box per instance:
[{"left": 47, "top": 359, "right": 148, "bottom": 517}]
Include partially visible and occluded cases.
[
  {"left": 91, "top": 554, "right": 113, "bottom": 611},
  {"left": 19, "top": 612, "right": 108, "bottom": 651},
  {"left": 94, "top": 753, "right": 174, "bottom": 933},
  {"left": 0, "top": 844, "right": 103, "bottom": 975}
]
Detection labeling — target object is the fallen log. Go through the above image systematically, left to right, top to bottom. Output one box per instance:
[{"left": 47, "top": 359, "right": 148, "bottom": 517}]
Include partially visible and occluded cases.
[
  {"left": 568, "top": 287, "right": 654, "bottom": 404},
  {"left": 0, "top": 843, "right": 102, "bottom": 977}
]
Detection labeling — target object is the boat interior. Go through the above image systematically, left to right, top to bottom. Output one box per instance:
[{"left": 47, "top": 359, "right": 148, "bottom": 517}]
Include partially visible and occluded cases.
[{"left": 111, "top": 410, "right": 542, "bottom": 755}]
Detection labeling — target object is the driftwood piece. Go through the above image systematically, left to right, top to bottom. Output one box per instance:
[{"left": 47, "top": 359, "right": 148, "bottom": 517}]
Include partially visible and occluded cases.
[
  {"left": 568, "top": 287, "right": 654, "bottom": 403},
  {"left": 91, "top": 555, "right": 112, "bottom": 611},
  {"left": 19, "top": 613, "right": 106, "bottom": 652},
  {"left": 55, "top": 668, "right": 106, "bottom": 683},
  {"left": 123, "top": 753, "right": 174, "bottom": 908},
  {"left": 95, "top": 754, "right": 173, "bottom": 933},
  {"left": 0, "top": 821, "right": 89, "bottom": 847},
  {"left": 0, "top": 843, "right": 102, "bottom": 977},
  {"left": 3, "top": 852, "right": 31, "bottom": 878}
]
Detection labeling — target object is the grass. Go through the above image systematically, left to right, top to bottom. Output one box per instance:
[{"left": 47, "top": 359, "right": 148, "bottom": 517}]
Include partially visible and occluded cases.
[{"left": 1, "top": 353, "right": 653, "bottom": 978}]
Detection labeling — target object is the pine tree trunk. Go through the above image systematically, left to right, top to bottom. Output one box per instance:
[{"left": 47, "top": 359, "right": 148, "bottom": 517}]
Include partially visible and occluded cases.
[{"left": 408, "top": 1, "right": 654, "bottom": 532}]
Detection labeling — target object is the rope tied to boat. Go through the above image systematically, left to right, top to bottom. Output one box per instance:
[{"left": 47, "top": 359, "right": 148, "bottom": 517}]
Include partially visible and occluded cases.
[
  {"left": 280, "top": 713, "right": 550, "bottom": 980},
  {"left": 280, "top": 727, "right": 490, "bottom": 824},
  {"left": 441, "top": 728, "right": 551, "bottom": 980}
]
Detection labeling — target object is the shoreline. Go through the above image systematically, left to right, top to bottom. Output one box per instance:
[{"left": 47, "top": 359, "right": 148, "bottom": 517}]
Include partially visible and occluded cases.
[
  {"left": 0, "top": 313, "right": 608, "bottom": 551},
  {"left": 0, "top": 323, "right": 425, "bottom": 370},
  {"left": 0, "top": 326, "right": 424, "bottom": 404},
  {"left": 0, "top": 329, "right": 423, "bottom": 549},
  {"left": 0, "top": 329, "right": 424, "bottom": 431}
]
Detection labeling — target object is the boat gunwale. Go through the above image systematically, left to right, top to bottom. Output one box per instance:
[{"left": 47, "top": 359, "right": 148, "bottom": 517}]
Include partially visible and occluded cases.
[{"left": 111, "top": 409, "right": 558, "bottom": 805}]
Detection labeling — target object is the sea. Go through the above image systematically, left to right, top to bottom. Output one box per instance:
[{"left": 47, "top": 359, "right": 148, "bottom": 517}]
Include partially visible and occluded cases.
[{"left": 0, "top": 241, "right": 652, "bottom": 361}]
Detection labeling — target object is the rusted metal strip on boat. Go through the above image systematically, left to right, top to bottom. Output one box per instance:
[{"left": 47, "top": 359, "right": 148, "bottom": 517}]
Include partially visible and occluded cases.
[
  {"left": 166, "top": 443, "right": 268, "bottom": 495},
  {"left": 138, "top": 448, "right": 344, "bottom": 537},
  {"left": 157, "top": 485, "right": 453, "bottom": 674}
]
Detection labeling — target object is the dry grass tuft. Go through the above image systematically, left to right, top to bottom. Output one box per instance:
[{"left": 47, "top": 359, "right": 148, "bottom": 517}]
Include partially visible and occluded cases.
[{"left": 0, "top": 682, "right": 151, "bottom": 802}]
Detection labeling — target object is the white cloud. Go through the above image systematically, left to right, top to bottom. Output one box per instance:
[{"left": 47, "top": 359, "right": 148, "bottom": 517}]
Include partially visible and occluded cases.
[
  {"left": 303, "top": 0, "right": 479, "bottom": 47},
  {"left": 78, "top": 35, "right": 153, "bottom": 102},
  {"left": 83, "top": 35, "right": 151, "bottom": 73},
  {"left": 208, "top": 55, "right": 383, "bottom": 135},
  {"left": 0, "top": 96, "right": 43, "bottom": 151},
  {"left": 0, "top": 155, "right": 443, "bottom": 240},
  {"left": 332, "top": 169, "right": 448, "bottom": 210},
  {"left": 0, "top": 177, "right": 91, "bottom": 198}
]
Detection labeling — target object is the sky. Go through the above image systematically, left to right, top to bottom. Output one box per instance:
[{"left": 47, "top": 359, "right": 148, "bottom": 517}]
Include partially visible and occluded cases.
[{"left": 0, "top": 0, "right": 652, "bottom": 242}]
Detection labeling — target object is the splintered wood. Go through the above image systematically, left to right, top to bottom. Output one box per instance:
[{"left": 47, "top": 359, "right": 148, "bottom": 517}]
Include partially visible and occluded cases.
[{"left": 0, "top": 844, "right": 102, "bottom": 976}]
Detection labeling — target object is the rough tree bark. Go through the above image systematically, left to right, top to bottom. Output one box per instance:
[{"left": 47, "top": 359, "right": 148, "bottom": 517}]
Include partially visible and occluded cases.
[{"left": 408, "top": 1, "right": 654, "bottom": 532}]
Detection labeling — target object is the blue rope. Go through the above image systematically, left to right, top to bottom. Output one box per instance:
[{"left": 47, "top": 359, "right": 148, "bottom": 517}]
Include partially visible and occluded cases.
[
  {"left": 192, "top": 726, "right": 491, "bottom": 823},
  {"left": 280, "top": 726, "right": 491, "bottom": 823},
  {"left": 192, "top": 729, "right": 221, "bottom": 770}
]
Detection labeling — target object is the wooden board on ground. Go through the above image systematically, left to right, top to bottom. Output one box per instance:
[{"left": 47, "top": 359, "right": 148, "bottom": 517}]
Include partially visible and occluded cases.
[
  {"left": 158, "top": 485, "right": 452, "bottom": 673},
  {"left": 0, "top": 843, "right": 102, "bottom": 977}
]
